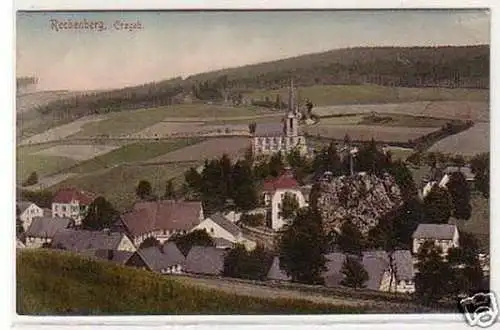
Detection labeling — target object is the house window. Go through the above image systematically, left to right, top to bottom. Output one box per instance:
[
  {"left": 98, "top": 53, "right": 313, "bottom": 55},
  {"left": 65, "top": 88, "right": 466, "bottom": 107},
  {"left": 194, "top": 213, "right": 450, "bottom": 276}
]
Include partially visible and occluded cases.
[{"left": 210, "top": 228, "right": 214, "bottom": 233}]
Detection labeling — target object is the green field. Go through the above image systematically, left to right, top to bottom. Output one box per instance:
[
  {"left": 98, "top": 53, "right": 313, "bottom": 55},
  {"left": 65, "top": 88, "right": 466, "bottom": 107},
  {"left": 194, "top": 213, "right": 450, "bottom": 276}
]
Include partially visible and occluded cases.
[
  {"left": 245, "top": 85, "right": 489, "bottom": 107},
  {"left": 70, "top": 104, "right": 274, "bottom": 138},
  {"left": 359, "top": 114, "right": 453, "bottom": 128},
  {"left": 67, "top": 138, "right": 204, "bottom": 174},
  {"left": 16, "top": 150, "right": 78, "bottom": 184},
  {"left": 51, "top": 162, "right": 197, "bottom": 211},
  {"left": 17, "top": 249, "right": 363, "bottom": 315}
]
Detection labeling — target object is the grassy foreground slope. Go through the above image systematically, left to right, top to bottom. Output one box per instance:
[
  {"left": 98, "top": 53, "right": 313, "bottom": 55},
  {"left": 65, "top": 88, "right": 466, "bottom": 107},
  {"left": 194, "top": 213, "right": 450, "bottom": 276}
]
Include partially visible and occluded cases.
[{"left": 17, "top": 250, "right": 364, "bottom": 315}]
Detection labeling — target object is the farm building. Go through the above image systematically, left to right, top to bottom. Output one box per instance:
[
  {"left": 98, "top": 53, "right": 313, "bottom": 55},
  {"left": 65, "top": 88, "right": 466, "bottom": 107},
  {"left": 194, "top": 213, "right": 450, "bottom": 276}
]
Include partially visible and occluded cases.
[
  {"left": 51, "top": 187, "right": 96, "bottom": 226},
  {"left": 119, "top": 200, "right": 204, "bottom": 246},
  {"left": 17, "top": 201, "right": 44, "bottom": 232},
  {"left": 24, "top": 216, "right": 73, "bottom": 248},
  {"left": 412, "top": 224, "right": 459, "bottom": 256}
]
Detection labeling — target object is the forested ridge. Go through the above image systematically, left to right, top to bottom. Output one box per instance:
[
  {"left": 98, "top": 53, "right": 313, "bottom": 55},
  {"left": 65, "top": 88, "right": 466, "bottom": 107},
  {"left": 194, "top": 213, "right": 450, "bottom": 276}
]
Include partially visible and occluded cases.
[{"left": 21, "top": 45, "right": 489, "bottom": 129}]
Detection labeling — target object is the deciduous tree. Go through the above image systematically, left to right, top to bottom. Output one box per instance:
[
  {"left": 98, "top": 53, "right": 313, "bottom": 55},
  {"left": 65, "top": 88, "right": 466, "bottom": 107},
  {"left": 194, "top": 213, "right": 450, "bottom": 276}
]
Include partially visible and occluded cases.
[
  {"left": 136, "top": 180, "right": 153, "bottom": 200},
  {"left": 422, "top": 186, "right": 452, "bottom": 224},
  {"left": 82, "top": 196, "right": 119, "bottom": 230},
  {"left": 171, "top": 229, "right": 215, "bottom": 256}
]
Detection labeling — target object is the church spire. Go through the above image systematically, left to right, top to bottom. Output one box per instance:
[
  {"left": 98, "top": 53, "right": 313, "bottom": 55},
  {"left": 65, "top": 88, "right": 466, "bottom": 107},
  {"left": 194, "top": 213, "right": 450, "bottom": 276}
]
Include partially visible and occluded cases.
[{"left": 288, "top": 78, "right": 295, "bottom": 114}]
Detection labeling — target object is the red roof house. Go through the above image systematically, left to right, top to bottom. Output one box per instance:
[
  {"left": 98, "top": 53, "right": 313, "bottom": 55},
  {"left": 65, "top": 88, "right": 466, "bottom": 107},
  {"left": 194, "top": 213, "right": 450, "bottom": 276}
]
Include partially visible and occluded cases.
[
  {"left": 262, "top": 169, "right": 299, "bottom": 192},
  {"left": 52, "top": 188, "right": 96, "bottom": 205}
]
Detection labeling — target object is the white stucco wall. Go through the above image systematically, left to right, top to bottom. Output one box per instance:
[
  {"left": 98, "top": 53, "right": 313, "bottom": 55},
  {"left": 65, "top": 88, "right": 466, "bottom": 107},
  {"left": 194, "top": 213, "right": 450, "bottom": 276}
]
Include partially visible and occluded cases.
[
  {"left": 271, "top": 189, "right": 307, "bottom": 231},
  {"left": 52, "top": 201, "right": 88, "bottom": 226},
  {"left": 20, "top": 204, "right": 44, "bottom": 231},
  {"left": 192, "top": 218, "right": 239, "bottom": 243},
  {"left": 116, "top": 235, "right": 137, "bottom": 252},
  {"left": 25, "top": 236, "right": 52, "bottom": 249}
]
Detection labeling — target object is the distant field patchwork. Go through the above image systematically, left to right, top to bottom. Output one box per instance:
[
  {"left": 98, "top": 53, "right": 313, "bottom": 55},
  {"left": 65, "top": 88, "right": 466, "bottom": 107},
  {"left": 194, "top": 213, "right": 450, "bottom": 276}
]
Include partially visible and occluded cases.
[
  {"left": 245, "top": 85, "right": 489, "bottom": 107},
  {"left": 313, "top": 101, "right": 489, "bottom": 122},
  {"left": 428, "top": 123, "right": 490, "bottom": 156},
  {"left": 305, "top": 124, "right": 437, "bottom": 143},
  {"left": 146, "top": 137, "right": 250, "bottom": 163},
  {"left": 32, "top": 144, "right": 121, "bottom": 161},
  {"left": 52, "top": 162, "right": 195, "bottom": 211}
]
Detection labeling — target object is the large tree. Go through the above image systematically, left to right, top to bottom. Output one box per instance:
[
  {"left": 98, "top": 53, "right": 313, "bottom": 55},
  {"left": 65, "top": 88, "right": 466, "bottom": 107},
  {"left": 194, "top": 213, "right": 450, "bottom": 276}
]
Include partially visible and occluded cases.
[
  {"left": 312, "top": 142, "right": 342, "bottom": 177},
  {"left": 268, "top": 151, "right": 285, "bottom": 177},
  {"left": 470, "top": 152, "right": 489, "bottom": 198},
  {"left": 200, "top": 159, "right": 226, "bottom": 215},
  {"left": 231, "top": 160, "right": 258, "bottom": 211},
  {"left": 388, "top": 160, "right": 418, "bottom": 201},
  {"left": 184, "top": 167, "right": 203, "bottom": 193},
  {"left": 23, "top": 171, "right": 38, "bottom": 187},
  {"left": 447, "top": 172, "right": 472, "bottom": 220},
  {"left": 164, "top": 179, "right": 176, "bottom": 200},
  {"left": 136, "top": 180, "right": 153, "bottom": 200},
  {"left": 422, "top": 186, "right": 452, "bottom": 224},
  {"left": 279, "top": 192, "right": 300, "bottom": 224},
  {"left": 82, "top": 196, "right": 119, "bottom": 230},
  {"left": 278, "top": 207, "right": 327, "bottom": 284},
  {"left": 337, "top": 221, "right": 365, "bottom": 256},
  {"left": 171, "top": 229, "right": 215, "bottom": 256},
  {"left": 414, "top": 241, "right": 455, "bottom": 305},
  {"left": 223, "top": 244, "right": 272, "bottom": 280},
  {"left": 340, "top": 256, "right": 369, "bottom": 289}
]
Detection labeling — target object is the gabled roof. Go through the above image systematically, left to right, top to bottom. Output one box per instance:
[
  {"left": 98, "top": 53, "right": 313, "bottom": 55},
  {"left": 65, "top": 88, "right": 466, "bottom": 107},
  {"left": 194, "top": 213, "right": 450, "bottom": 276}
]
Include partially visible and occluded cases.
[
  {"left": 254, "top": 122, "right": 284, "bottom": 137},
  {"left": 263, "top": 169, "right": 299, "bottom": 191},
  {"left": 52, "top": 188, "right": 96, "bottom": 205},
  {"left": 121, "top": 200, "right": 203, "bottom": 237},
  {"left": 17, "top": 201, "right": 38, "bottom": 214},
  {"left": 209, "top": 212, "right": 242, "bottom": 238},
  {"left": 25, "top": 217, "right": 72, "bottom": 238},
  {"left": 412, "top": 224, "right": 457, "bottom": 240},
  {"left": 51, "top": 229, "right": 130, "bottom": 252},
  {"left": 137, "top": 242, "right": 186, "bottom": 272},
  {"left": 184, "top": 246, "right": 227, "bottom": 275},
  {"left": 392, "top": 250, "right": 414, "bottom": 281},
  {"left": 362, "top": 252, "right": 390, "bottom": 291},
  {"left": 267, "top": 256, "right": 291, "bottom": 281}
]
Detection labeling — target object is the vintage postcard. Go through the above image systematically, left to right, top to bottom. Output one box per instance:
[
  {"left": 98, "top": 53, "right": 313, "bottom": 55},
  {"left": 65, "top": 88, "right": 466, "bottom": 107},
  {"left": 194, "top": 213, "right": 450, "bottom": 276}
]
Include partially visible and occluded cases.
[{"left": 15, "top": 8, "right": 492, "bottom": 325}]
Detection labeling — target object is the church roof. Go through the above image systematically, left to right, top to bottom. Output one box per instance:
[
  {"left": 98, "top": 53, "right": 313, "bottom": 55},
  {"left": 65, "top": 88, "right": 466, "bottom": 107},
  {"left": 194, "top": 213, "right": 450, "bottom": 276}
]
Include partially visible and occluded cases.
[
  {"left": 254, "top": 122, "right": 284, "bottom": 137},
  {"left": 263, "top": 169, "right": 299, "bottom": 191}
]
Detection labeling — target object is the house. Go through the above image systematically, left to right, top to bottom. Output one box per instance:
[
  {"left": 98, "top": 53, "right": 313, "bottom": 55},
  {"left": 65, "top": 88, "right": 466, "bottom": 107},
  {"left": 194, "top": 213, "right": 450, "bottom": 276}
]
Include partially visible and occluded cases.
[
  {"left": 252, "top": 80, "right": 307, "bottom": 157},
  {"left": 261, "top": 168, "right": 308, "bottom": 231},
  {"left": 52, "top": 188, "right": 96, "bottom": 226},
  {"left": 120, "top": 200, "right": 204, "bottom": 246},
  {"left": 17, "top": 201, "right": 44, "bottom": 231},
  {"left": 24, "top": 216, "right": 73, "bottom": 248},
  {"left": 412, "top": 224, "right": 459, "bottom": 256},
  {"left": 51, "top": 229, "right": 136, "bottom": 252},
  {"left": 127, "top": 242, "right": 186, "bottom": 274},
  {"left": 184, "top": 246, "right": 227, "bottom": 276},
  {"left": 389, "top": 250, "right": 415, "bottom": 294},
  {"left": 361, "top": 251, "right": 392, "bottom": 291},
  {"left": 322, "top": 252, "right": 347, "bottom": 287},
  {"left": 266, "top": 256, "right": 291, "bottom": 282}
]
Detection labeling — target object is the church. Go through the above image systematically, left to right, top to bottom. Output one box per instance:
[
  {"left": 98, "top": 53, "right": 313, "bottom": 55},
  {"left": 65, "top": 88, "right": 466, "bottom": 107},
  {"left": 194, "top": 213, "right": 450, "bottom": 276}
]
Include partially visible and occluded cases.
[{"left": 251, "top": 81, "right": 308, "bottom": 156}]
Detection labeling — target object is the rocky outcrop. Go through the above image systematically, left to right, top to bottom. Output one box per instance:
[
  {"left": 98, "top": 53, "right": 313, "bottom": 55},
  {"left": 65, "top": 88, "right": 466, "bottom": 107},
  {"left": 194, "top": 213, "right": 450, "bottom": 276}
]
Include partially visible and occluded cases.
[{"left": 316, "top": 172, "right": 403, "bottom": 235}]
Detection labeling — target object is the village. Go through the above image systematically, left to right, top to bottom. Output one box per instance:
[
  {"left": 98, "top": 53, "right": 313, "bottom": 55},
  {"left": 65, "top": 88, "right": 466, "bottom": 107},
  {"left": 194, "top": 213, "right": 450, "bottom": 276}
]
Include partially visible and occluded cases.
[{"left": 16, "top": 82, "right": 490, "bottom": 304}]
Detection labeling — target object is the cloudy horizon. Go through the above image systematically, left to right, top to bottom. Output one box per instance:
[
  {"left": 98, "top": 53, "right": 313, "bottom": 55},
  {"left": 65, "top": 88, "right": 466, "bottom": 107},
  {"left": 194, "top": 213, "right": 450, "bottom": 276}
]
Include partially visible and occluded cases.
[{"left": 17, "top": 10, "right": 490, "bottom": 91}]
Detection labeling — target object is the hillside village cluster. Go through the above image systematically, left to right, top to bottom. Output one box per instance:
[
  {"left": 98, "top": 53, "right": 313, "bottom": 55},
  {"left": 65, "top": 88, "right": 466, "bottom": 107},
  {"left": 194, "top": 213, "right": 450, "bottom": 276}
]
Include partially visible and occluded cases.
[{"left": 16, "top": 83, "right": 489, "bottom": 299}]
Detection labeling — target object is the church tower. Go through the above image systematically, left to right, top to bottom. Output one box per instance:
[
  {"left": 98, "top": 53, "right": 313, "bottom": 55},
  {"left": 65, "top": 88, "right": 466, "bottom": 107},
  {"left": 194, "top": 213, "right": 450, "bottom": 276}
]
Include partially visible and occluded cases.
[{"left": 285, "top": 79, "right": 299, "bottom": 137}]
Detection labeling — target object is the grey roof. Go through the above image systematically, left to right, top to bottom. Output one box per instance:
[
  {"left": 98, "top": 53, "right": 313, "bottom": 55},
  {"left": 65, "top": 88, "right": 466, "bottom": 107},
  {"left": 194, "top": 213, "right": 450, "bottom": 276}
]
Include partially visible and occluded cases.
[
  {"left": 254, "top": 123, "right": 284, "bottom": 137},
  {"left": 444, "top": 166, "right": 475, "bottom": 181},
  {"left": 17, "top": 201, "right": 37, "bottom": 214},
  {"left": 209, "top": 212, "right": 242, "bottom": 238},
  {"left": 25, "top": 217, "right": 72, "bottom": 238},
  {"left": 412, "top": 224, "right": 457, "bottom": 240},
  {"left": 51, "top": 229, "right": 128, "bottom": 252},
  {"left": 213, "top": 237, "right": 234, "bottom": 249},
  {"left": 138, "top": 242, "right": 186, "bottom": 272},
  {"left": 184, "top": 246, "right": 227, "bottom": 275},
  {"left": 94, "top": 250, "right": 134, "bottom": 265},
  {"left": 392, "top": 250, "right": 414, "bottom": 281},
  {"left": 323, "top": 252, "right": 347, "bottom": 287},
  {"left": 362, "top": 253, "right": 390, "bottom": 291},
  {"left": 267, "top": 256, "right": 291, "bottom": 281}
]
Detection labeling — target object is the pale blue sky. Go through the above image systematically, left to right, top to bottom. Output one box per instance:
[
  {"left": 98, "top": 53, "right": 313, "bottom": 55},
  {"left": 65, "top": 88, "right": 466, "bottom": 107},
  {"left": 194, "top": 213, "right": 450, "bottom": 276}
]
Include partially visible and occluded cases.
[{"left": 16, "top": 10, "right": 490, "bottom": 91}]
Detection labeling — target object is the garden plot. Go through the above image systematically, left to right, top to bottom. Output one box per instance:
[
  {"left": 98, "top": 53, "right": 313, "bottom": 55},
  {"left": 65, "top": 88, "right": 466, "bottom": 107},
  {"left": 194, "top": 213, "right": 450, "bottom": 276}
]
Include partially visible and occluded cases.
[
  {"left": 19, "top": 116, "right": 105, "bottom": 145},
  {"left": 427, "top": 122, "right": 489, "bottom": 156},
  {"left": 146, "top": 137, "right": 250, "bottom": 163},
  {"left": 33, "top": 144, "right": 121, "bottom": 161}
]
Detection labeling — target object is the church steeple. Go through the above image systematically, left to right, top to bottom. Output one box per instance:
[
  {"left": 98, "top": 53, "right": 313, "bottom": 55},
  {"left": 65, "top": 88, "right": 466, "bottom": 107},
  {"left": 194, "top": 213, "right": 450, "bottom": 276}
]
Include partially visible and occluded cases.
[{"left": 288, "top": 79, "right": 295, "bottom": 114}]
